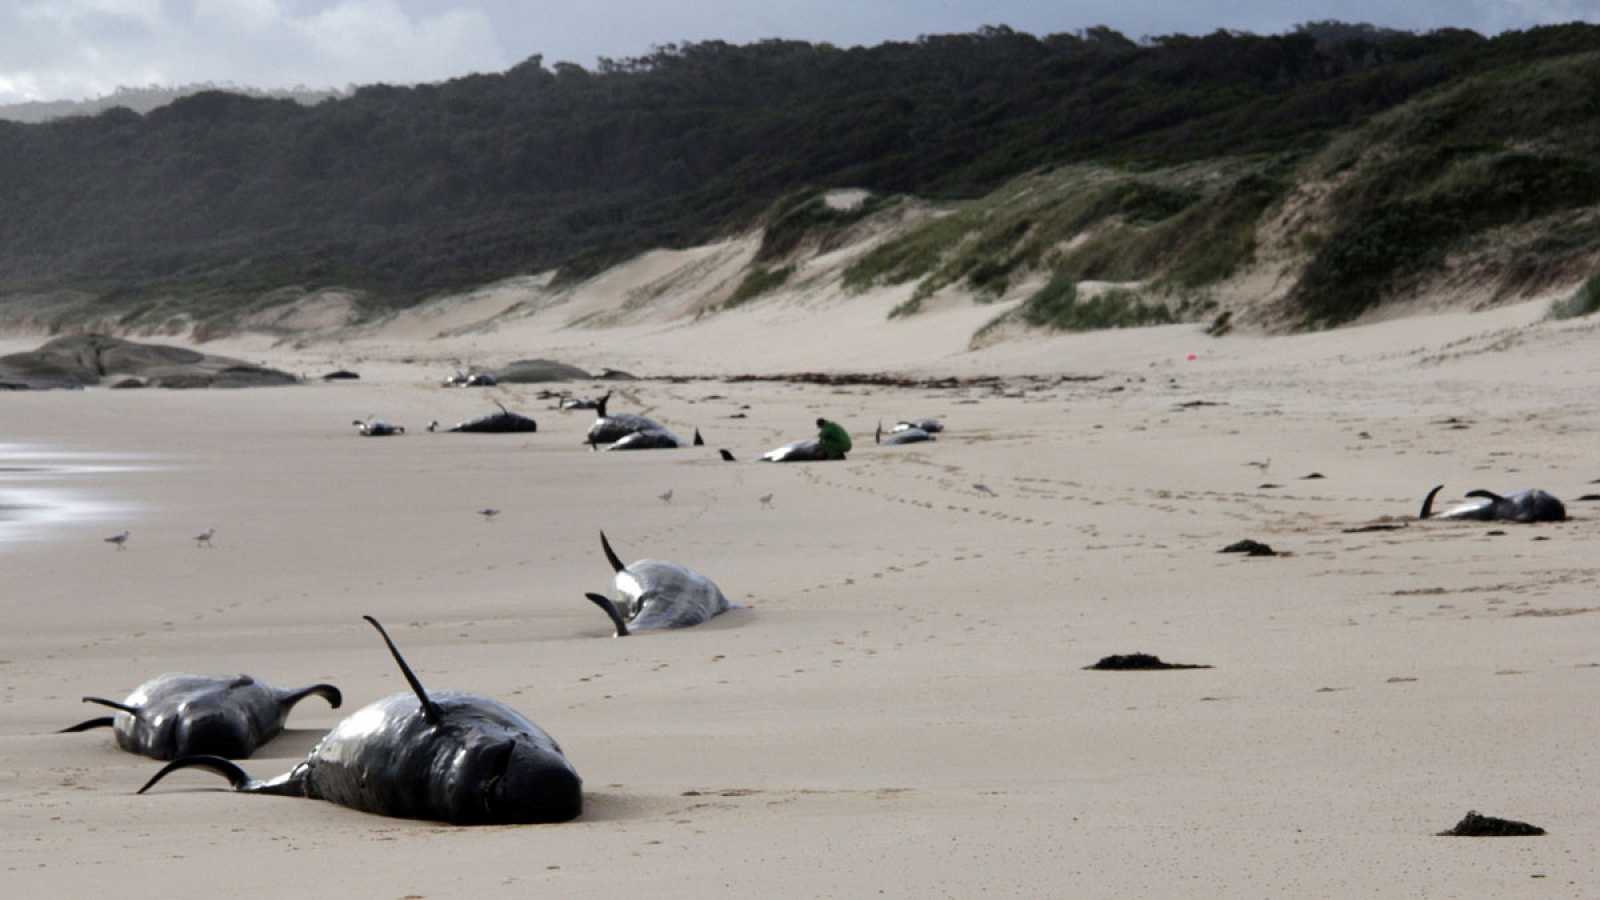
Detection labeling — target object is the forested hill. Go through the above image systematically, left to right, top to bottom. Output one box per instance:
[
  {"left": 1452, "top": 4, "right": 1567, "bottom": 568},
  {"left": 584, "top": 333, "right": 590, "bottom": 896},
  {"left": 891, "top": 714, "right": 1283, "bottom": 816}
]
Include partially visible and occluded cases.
[{"left": 4, "top": 22, "right": 1600, "bottom": 332}]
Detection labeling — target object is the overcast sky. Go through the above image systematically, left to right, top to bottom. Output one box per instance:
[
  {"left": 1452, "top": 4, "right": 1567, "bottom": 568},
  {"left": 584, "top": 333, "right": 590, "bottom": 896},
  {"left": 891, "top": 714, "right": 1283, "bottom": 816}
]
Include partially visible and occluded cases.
[{"left": 3, "top": 1, "right": 1597, "bottom": 104}]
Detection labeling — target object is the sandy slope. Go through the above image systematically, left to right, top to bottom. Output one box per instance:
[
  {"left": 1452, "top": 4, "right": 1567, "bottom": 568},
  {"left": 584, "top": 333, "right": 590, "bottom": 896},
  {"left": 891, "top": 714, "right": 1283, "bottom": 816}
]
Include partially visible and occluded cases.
[{"left": 2, "top": 300, "right": 1599, "bottom": 898}]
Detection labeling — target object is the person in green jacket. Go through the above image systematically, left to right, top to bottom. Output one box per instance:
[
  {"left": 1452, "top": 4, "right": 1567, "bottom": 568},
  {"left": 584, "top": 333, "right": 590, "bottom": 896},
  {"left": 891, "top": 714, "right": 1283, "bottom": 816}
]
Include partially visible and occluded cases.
[{"left": 816, "top": 417, "right": 852, "bottom": 460}]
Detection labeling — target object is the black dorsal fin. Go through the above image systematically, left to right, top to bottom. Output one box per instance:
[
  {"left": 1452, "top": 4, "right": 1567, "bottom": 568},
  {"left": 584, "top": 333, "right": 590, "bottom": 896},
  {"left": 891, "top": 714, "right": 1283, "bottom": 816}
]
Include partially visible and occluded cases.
[
  {"left": 494, "top": 399, "right": 510, "bottom": 415},
  {"left": 875, "top": 421, "right": 883, "bottom": 445},
  {"left": 693, "top": 428, "right": 704, "bottom": 446},
  {"left": 1419, "top": 484, "right": 1444, "bottom": 519},
  {"left": 600, "top": 531, "right": 626, "bottom": 573},
  {"left": 362, "top": 616, "right": 442, "bottom": 726},
  {"left": 82, "top": 696, "right": 140, "bottom": 716}
]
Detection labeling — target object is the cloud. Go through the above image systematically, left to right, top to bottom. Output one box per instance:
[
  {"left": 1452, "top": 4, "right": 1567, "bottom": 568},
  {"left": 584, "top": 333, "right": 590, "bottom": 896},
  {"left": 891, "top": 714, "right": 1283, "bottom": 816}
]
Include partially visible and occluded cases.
[{"left": 0, "top": 0, "right": 508, "bottom": 103}]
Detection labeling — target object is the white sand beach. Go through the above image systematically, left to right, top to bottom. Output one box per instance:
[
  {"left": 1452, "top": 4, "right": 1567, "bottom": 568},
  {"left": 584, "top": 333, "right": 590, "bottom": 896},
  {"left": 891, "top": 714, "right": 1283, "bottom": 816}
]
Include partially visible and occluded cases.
[{"left": 2, "top": 293, "right": 1598, "bottom": 897}]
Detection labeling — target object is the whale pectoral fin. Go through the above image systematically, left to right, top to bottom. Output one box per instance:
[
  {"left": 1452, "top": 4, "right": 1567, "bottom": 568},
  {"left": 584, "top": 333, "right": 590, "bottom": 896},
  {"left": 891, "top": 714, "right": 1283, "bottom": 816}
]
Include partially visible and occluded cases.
[
  {"left": 1420, "top": 485, "right": 1445, "bottom": 519},
  {"left": 1464, "top": 489, "right": 1505, "bottom": 502},
  {"left": 585, "top": 593, "right": 631, "bottom": 637},
  {"left": 280, "top": 683, "right": 343, "bottom": 712},
  {"left": 82, "top": 696, "right": 141, "bottom": 716},
  {"left": 58, "top": 716, "right": 116, "bottom": 733},
  {"left": 139, "top": 755, "right": 254, "bottom": 793},
  {"left": 138, "top": 756, "right": 306, "bottom": 797}
]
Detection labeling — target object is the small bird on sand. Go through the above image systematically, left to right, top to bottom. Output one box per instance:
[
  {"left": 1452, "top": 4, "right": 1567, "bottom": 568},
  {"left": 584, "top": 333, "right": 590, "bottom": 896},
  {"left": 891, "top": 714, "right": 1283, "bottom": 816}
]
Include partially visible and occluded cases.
[
  {"left": 1245, "top": 457, "right": 1272, "bottom": 474},
  {"left": 973, "top": 484, "right": 996, "bottom": 497},
  {"left": 658, "top": 489, "right": 674, "bottom": 504},
  {"left": 759, "top": 493, "right": 774, "bottom": 508},
  {"left": 478, "top": 508, "right": 501, "bottom": 521},
  {"left": 194, "top": 528, "right": 215, "bottom": 548},
  {"left": 105, "top": 530, "right": 130, "bottom": 550}
]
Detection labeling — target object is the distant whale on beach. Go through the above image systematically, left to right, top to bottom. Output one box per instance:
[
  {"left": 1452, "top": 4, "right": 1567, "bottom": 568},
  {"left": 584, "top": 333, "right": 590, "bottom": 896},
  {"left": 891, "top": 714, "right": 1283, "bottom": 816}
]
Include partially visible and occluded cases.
[
  {"left": 586, "top": 392, "right": 668, "bottom": 446},
  {"left": 443, "top": 401, "right": 538, "bottom": 433},
  {"left": 1419, "top": 485, "right": 1566, "bottom": 523},
  {"left": 584, "top": 531, "right": 732, "bottom": 636},
  {"left": 59, "top": 674, "right": 341, "bottom": 760}
]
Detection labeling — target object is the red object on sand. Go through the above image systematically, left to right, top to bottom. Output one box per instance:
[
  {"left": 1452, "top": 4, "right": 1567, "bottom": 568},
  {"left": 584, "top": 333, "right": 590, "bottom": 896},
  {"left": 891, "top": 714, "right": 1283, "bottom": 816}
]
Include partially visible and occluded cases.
[{"left": 1186, "top": 353, "right": 1197, "bottom": 361}]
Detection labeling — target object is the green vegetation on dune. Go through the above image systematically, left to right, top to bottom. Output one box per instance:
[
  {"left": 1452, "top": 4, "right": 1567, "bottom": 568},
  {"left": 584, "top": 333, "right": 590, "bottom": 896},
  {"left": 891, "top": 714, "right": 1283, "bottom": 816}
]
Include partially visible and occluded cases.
[
  {"left": 1295, "top": 50, "right": 1600, "bottom": 326},
  {"left": 860, "top": 163, "right": 1281, "bottom": 321},
  {"left": 725, "top": 265, "right": 796, "bottom": 308},
  {"left": 1548, "top": 273, "right": 1600, "bottom": 319},
  {"left": 971, "top": 275, "right": 1180, "bottom": 344}
]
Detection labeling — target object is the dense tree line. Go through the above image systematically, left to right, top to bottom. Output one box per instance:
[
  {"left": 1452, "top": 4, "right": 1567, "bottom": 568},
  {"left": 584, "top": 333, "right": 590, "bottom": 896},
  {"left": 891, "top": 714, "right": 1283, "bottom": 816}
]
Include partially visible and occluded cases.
[{"left": 1, "top": 23, "right": 1596, "bottom": 314}]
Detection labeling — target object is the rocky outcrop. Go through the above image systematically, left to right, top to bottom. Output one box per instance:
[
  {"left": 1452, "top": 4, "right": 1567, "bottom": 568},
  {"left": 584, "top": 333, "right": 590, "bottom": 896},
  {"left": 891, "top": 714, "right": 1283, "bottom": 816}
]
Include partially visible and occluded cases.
[{"left": 0, "top": 335, "right": 298, "bottom": 390}]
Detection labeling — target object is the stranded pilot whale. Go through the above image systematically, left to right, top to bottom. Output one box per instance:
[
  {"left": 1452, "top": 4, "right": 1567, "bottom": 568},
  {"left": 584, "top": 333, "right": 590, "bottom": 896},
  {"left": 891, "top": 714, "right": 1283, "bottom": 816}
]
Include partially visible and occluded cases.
[
  {"left": 585, "top": 392, "right": 669, "bottom": 446},
  {"left": 443, "top": 401, "right": 538, "bottom": 433},
  {"left": 1419, "top": 485, "right": 1567, "bottom": 523},
  {"left": 583, "top": 532, "right": 732, "bottom": 636},
  {"left": 137, "top": 617, "right": 582, "bottom": 824},
  {"left": 59, "top": 674, "right": 341, "bottom": 760}
]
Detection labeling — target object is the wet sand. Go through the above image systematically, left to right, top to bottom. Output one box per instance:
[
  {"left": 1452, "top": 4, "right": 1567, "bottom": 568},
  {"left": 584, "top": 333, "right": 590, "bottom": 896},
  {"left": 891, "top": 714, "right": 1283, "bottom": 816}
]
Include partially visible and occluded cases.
[{"left": 1, "top": 304, "right": 1598, "bottom": 897}]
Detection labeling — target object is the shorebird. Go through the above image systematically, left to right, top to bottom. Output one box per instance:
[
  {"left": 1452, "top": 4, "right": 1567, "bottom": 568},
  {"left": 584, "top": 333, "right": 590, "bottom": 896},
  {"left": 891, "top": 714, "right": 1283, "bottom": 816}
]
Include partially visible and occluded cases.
[
  {"left": 1245, "top": 457, "right": 1272, "bottom": 475},
  {"left": 973, "top": 484, "right": 996, "bottom": 497},
  {"left": 658, "top": 489, "right": 673, "bottom": 504},
  {"left": 758, "top": 493, "right": 774, "bottom": 508},
  {"left": 478, "top": 508, "right": 501, "bottom": 521},
  {"left": 194, "top": 528, "right": 215, "bottom": 549},
  {"left": 105, "top": 530, "right": 130, "bottom": 550}
]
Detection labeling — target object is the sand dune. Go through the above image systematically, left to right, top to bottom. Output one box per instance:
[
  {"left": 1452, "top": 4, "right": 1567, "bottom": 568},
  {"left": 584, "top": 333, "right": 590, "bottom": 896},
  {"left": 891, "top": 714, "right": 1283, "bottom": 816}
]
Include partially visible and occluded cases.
[{"left": 2, "top": 298, "right": 1598, "bottom": 897}]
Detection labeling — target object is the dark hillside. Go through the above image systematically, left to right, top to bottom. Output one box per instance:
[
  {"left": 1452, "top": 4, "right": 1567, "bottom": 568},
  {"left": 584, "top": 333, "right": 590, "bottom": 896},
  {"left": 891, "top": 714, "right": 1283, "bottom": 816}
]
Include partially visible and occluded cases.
[{"left": 1, "top": 23, "right": 1598, "bottom": 328}]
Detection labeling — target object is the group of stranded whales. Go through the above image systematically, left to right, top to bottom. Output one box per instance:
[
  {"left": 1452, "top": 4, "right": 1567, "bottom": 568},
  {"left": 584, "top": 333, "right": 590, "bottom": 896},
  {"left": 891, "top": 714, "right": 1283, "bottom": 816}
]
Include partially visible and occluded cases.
[
  {"left": 355, "top": 381, "right": 936, "bottom": 462},
  {"left": 64, "top": 530, "right": 735, "bottom": 823},
  {"left": 138, "top": 618, "right": 583, "bottom": 824}
]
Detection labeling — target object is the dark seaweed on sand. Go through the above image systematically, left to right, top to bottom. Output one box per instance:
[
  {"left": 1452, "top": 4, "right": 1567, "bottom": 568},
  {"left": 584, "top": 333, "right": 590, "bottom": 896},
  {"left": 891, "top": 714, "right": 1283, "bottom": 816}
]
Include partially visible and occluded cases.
[
  {"left": 1220, "top": 539, "right": 1276, "bottom": 556},
  {"left": 1085, "top": 654, "right": 1212, "bottom": 671},
  {"left": 1436, "top": 811, "right": 1545, "bottom": 837}
]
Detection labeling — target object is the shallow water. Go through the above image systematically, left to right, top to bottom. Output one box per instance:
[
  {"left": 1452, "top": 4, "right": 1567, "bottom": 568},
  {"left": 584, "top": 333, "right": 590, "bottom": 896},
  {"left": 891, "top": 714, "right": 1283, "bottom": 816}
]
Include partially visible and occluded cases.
[{"left": 0, "top": 443, "right": 148, "bottom": 547}]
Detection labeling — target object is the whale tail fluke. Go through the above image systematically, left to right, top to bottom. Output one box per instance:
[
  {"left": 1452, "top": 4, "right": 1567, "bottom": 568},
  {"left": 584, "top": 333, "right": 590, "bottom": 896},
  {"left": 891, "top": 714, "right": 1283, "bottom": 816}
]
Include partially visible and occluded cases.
[
  {"left": 595, "top": 392, "right": 612, "bottom": 419},
  {"left": 1419, "top": 484, "right": 1446, "bottom": 519},
  {"left": 585, "top": 593, "right": 631, "bottom": 637},
  {"left": 280, "top": 683, "right": 343, "bottom": 712},
  {"left": 58, "top": 716, "right": 116, "bottom": 733}
]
